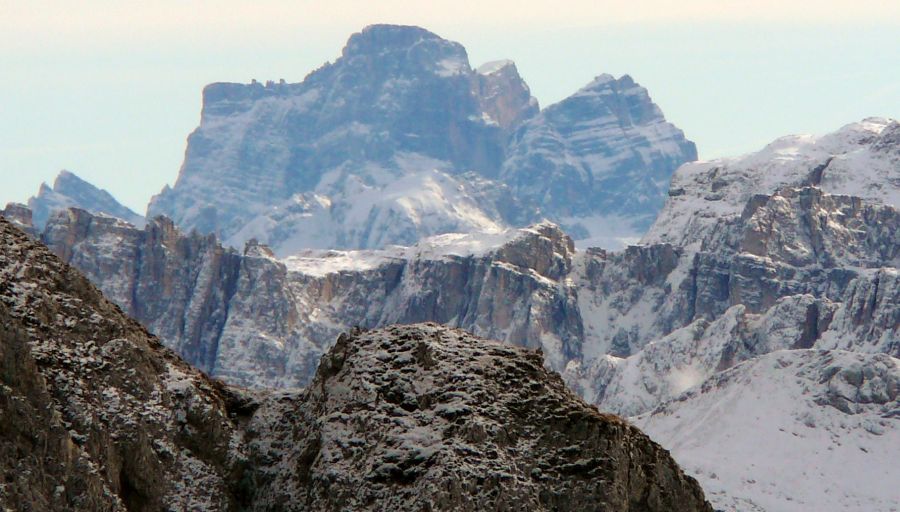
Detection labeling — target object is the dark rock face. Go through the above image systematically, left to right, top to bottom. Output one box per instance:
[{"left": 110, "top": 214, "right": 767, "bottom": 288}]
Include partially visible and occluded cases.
[
  {"left": 147, "top": 24, "right": 695, "bottom": 253},
  {"left": 27, "top": 170, "right": 144, "bottom": 230},
  {"left": 0, "top": 214, "right": 246, "bottom": 511},
  {"left": 0, "top": 215, "right": 713, "bottom": 511},
  {"left": 246, "top": 324, "right": 713, "bottom": 512}
]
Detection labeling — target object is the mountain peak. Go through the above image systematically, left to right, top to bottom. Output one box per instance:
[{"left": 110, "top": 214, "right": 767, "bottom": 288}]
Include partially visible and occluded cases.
[
  {"left": 338, "top": 24, "right": 471, "bottom": 79},
  {"left": 343, "top": 24, "right": 454, "bottom": 57},
  {"left": 150, "top": 26, "right": 693, "bottom": 254},
  {"left": 477, "top": 59, "right": 516, "bottom": 75},
  {"left": 575, "top": 73, "right": 638, "bottom": 95},
  {"left": 52, "top": 168, "right": 90, "bottom": 191},
  {"left": 54, "top": 168, "right": 76, "bottom": 181},
  {"left": 27, "top": 170, "right": 144, "bottom": 230}
]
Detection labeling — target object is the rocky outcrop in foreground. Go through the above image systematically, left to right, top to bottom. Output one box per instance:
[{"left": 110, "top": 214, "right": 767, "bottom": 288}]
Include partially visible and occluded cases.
[
  {"left": 0, "top": 215, "right": 712, "bottom": 511},
  {"left": 249, "top": 325, "right": 711, "bottom": 511}
]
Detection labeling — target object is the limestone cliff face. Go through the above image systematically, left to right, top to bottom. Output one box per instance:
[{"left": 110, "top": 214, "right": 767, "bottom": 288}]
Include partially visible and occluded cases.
[
  {"left": 146, "top": 25, "right": 529, "bottom": 250},
  {"left": 474, "top": 59, "right": 540, "bottom": 137},
  {"left": 644, "top": 117, "right": 900, "bottom": 248},
  {"left": 29, "top": 177, "right": 900, "bottom": 394},
  {"left": 575, "top": 185, "right": 899, "bottom": 364},
  {"left": 0, "top": 202, "right": 37, "bottom": 237},
  {"left": 40, "top": 208, "right": 245, "bottom": 377},
  {"left": 39, "top": 211, "right": 584, "bottom": 387},
  {"left": 0, "top": 214, "right": 247, "bottom": 511},
  {"left": 0, "top": 215, "right": 714, "bottom": 511},
  {"left": 818, "top": 268, "right": 900, "bottom": 356}
]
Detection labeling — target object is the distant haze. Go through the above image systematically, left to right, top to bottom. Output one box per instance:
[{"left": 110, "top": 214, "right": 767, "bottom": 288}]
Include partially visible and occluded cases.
[{"left": 2, "top": 1, "right": 898, "bottom": 213}]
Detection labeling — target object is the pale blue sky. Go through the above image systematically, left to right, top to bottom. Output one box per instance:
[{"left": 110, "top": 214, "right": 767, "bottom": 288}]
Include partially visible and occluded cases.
[{"left": 1, "top": 1, "right": 898, "bottom": 213}]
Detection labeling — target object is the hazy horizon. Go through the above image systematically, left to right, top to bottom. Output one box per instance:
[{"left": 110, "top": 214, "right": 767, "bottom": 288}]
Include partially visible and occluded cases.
[{"left": 2, "top": 1, "right": 899, "bottom": 213}]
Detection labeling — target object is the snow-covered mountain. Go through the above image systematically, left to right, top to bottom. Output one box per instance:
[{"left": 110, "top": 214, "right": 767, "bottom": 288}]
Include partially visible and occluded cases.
[
  {"left": 147, "top": 24, "right": 695, "bottom": 254},
  {"left": 502, "top": 74, "right": 697, "bottom": 246},
  {"left": 19, "top": 117, "right": 899, "bottom": 510},
  {"left": 644, "top": 117, "right": 899, "bottom": 248},
  {"left": 580, "top": 119, "right": 900, "bottom": 510},
  {"left": 566, "top": 120, "right": 899, "bottom": 419},
  {"left": 27, "top": 170, "right": 144, "bottom": 230},
  {"left": 0, "top": 213, "right": 714, "bottom": 510},
  {"left": 635, "top": 350, "right": 899, "bottom": 512}
]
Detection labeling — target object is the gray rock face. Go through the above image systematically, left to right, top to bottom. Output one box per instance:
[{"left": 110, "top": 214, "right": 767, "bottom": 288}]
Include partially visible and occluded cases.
[
  {"left": 147, "top": 24, "right": 695, "bottom": 253},
  {"left": 147, "top": 25, "right": 526, "bottom": 251},
  {"left": 502, "top": 74, "right": 696, "bottom": 238},
  {"left": 644, "top": 117, "right": 900, "bottom": 248},
  {"left": 26, "top": 170, "right": 144, "bottom": 230},
  {"left": 28, "top": 173, "right": 900, "bottom": 393},
  {"left": 570, "top": 184, "right": 900, "bottom": 410},
  {"left": 722, "top": 187, "right": 900, "bottom": 269},
  {"left": 0, "top": 202, "right": 37, "bottom": 237},
  {"left": 40, "top": 209, "right": 244, "bottom": 376},
  {"left": 39, "top": 210, "right": 585, "bottom": 387},
  {"left": 0, "top": 216, "right": 714, "bottom": 511},
  {"left": 818, "top": 268, "right": 900, "bottom": 356}
]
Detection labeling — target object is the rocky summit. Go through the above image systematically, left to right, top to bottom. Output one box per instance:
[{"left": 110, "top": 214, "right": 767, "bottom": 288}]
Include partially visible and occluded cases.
[
  {"left": 146, "top": 24, "right": 694, "bottom": 253},
  {"left": 502, "top": 74, "right": 696, "bottom": 240},
  {"left": 28, "top": 170, "right": 145, "bottom": 230},
  {"left": 0, "top": 214, "right": 712, "bottom": 511},
  {"left": 249, "top": 324, "right": 712, "bottom": 511}
]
